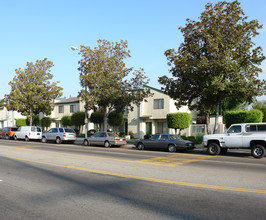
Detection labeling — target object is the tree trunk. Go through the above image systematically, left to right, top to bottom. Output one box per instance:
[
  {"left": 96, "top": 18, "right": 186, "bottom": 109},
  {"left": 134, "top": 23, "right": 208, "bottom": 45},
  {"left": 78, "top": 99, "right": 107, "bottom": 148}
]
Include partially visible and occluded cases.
[
  {"left": 213, "top": 102, "right": 220, "bottom": 134},
  {"left": 103, "top": 107, "right": 108, "bottom": 132},
  {"left": 29, "top": 108, "right": 33, "bottom": 126},
  {"left": 206, "top": 114, "right": 210, "bottom": 134}
]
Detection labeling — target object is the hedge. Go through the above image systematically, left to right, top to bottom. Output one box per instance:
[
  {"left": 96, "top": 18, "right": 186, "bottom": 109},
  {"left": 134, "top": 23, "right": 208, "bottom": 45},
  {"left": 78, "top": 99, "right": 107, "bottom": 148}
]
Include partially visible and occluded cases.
[
  {"left": 224, "top": 109, "right": 263, "bottom": 128},
  {"left": 16, "top": 118, "right": 27, "bottom": 127}
]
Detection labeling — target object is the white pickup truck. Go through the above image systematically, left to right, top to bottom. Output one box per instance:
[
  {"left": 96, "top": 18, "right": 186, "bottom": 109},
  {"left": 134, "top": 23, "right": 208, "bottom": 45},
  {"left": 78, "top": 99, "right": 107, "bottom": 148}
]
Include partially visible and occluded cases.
[{"left": 203, "top": 123, "right": 266, "bottom": 158}]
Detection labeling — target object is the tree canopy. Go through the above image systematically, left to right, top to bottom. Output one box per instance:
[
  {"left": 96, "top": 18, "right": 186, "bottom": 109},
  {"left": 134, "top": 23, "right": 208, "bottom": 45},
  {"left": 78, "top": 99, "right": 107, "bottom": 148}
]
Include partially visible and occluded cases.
[
  {"left": 159, "top": 1, "right": 265, "bottom": 133},
  {"left": 77, "top": 39, "right": 152, "bottom": 132},
  {"left": 6, "top": 58, "right": 63, "bottom": 125},
  {"left": 252, "top": 100, "right": 266, "bottom": 122},
  {"left": 71, "top": 111, "right": 85, "bottom": 134},
  {"left": 167, "top": 112, "right": 191, "bottom": 134}
]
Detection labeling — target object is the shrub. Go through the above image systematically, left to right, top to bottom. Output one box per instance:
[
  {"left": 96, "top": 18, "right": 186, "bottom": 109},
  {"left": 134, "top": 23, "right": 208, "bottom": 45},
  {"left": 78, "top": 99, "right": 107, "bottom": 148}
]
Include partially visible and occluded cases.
[
  {"left": 224, "top": 109, "right": 263, "bottom": 128},
  {"left": 71, "top": 111, "right": 85, "bottom": 134},
  {"left": 90, "top": 111, "right": 104, "bottom": 124},
  {"left": 108, "top": 111, "right": 124, "bottom": 127},
  {"left": 167, "top": 112, "right": 191, "bottom": 134},
  {"left": 61, "top": 116, "right": 72, "bottom": 127},
  {"left": 41, "top": 117, "right": 52, "bottom": 130},
  {"left": 16, "top": 118, "right": 27, "bottom": 127},
  {"left": 117, "top": 131, "right": 126, "bottom": 137},
  {"left": 128, "top": 131, "right": 134, "bottom": 139},
  {"left": 144, "top": 134, "right": 152, "bottom": 139}
]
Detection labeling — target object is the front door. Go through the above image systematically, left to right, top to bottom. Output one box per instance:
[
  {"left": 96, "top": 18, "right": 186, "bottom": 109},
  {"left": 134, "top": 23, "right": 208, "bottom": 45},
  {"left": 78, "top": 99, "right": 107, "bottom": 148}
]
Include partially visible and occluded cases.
[{"left": 146, "top": 122, "right": 152, "bottom": 135}]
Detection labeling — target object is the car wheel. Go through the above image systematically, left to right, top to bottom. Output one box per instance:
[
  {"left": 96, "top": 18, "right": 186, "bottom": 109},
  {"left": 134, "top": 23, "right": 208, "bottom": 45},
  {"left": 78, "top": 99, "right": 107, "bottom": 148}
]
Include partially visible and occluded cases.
[
  {"left": 5, "top": 135, "right": 10, "bottom": 140},
  {"left": 14, "top": 135, "right": 18, "bottom": 141},
  {"left": 25, "top": 136, "right": 29, "bottom": 142},
  {"left": 42, "top": 137, "right": 47, "bottom": 143},
  {"left": 56, "top": 137, "right": 61, "bottom": 144},
  {"left": 83, "top": 139, "right": 89, "bottom": 146},
  {"left": 104, "top": 141, "right": 110, "bottom": 148},
  {"left": 137, "top": 142, "right": 144, "bottom": 150},
  {"left": 208, "top": 143, "right": 221, "bottom": 155},
  {"left": 168, "top": 144, "right": 176, "bottom": 153},
  {"left": 251, "top": 145, "right": 265, "bottom": 159},
  {"left": 220, "top": 148, "right": 228, "bottom": 155}
]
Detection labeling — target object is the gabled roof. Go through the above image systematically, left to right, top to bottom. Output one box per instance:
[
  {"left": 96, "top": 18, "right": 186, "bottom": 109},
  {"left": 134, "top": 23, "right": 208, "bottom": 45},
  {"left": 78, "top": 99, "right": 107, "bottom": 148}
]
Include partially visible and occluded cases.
[
  {"left": 144, "top": 85, "right": 166, "bottom": 95},
  {"left": 56, "top": 97, "right": 80, "bottom": 104}
]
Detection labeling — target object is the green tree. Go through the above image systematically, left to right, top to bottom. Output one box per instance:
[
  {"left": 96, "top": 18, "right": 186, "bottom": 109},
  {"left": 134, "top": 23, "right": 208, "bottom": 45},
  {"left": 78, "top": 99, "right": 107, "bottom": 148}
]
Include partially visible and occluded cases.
[
  {"left": 159, "top": 1, "right": 265, "bottom": 134},
  {"left": 77, "top": 39, "right": 152, "bottom": 132},
  {"left": 6, "top": 58, "right": 63, "bottom": 126},
  {"left": 0, "top": 99, "right": 4, "bottom": 107},
  {"left": 252, "top": 100, "right": 266, "bottom": 122},
  {"left": 71, "top": 111, "right": 85, "bottom": 134},
  {"left": 107, "top": 111, "right": 124, "bottom": 131},
  {"left": 167, "top": 113, "right": 191, "bottom": 134},
  {"left": 61, "top": 116, "right": 72, "bottom": 127},
  {"left": 41, "top": 117, "right": 52, "bottom": 131}
]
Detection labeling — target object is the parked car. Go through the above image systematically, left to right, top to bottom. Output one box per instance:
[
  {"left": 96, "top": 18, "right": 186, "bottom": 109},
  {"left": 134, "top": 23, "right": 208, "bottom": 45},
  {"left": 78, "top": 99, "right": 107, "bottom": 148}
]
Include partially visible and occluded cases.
[
  {"left": 203, "top": 123, "right": 266, "bottom": 158},
  {"left": 14, "top": 126, "right": 42, "bottom": 141},
  {"left": 0, "top": 127, "right": 18, "bottom": 139},
  {"left": 42, "top": 128, "right": 76, "bottom": 144},
  {"left": 83, "top": 132, "right": 127, "bottom": 147},
  {"left": 135, "top": 134, "right": 195, "bottom": 152}
]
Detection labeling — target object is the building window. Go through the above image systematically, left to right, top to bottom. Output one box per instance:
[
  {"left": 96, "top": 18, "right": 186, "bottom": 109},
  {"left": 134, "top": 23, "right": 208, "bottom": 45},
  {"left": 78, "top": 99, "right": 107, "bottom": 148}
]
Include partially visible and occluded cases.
[
  {"left": 154, "top": 99, "right": 164, "bottom": 109},
  {"left": 70, "top": 105, "right": 75, "bottom": 113},
  {"left": 59, "top": 106, "right": 64, "bottom": 113}
]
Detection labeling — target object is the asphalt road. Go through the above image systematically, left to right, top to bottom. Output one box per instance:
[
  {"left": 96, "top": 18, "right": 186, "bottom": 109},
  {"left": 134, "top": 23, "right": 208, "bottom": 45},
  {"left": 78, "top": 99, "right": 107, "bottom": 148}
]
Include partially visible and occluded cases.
[{"left": 0, "top": 139, "right": 266, "bottom": 220}]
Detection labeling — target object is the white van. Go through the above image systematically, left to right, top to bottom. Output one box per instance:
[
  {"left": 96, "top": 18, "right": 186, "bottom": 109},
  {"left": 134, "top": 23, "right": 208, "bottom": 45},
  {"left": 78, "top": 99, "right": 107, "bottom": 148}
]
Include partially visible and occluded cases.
[{"left": 14, "top": 126, "right": 42, "bottom": 141}]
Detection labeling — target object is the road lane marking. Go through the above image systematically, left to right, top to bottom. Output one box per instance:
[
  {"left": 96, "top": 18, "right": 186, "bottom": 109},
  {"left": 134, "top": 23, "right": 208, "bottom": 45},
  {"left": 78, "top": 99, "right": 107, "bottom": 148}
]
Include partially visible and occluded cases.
[
  {"left": 2, "top": 146, "right": 211, "bottom": 167},
  {"left": 1, "top": 154, "right": 266, "bottom": 194},
  {"left": 134, "top": 154, "right": 214, "bottom": 167}
]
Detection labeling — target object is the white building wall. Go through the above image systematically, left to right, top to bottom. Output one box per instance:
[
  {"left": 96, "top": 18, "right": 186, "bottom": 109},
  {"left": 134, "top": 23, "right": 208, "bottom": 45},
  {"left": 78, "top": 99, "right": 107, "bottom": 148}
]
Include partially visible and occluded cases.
[{"left": 0, "top": 107, "right": 26, "bottom": 129}]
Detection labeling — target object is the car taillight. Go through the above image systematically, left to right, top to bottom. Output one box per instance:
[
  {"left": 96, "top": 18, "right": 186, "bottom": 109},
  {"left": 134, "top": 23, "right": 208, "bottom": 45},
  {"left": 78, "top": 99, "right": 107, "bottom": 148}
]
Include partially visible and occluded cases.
[
  {"left": 29, "top": 133, "right": 31, "bottom": 136},
  {"left": 63, "top": 133, "right": 66, "bottom": 137},
  {"left": 114, "top": 138, "right": 120, "bottom": 141},
  {"left": 122, "top": 139, "right": 126, "bottom": 141}
]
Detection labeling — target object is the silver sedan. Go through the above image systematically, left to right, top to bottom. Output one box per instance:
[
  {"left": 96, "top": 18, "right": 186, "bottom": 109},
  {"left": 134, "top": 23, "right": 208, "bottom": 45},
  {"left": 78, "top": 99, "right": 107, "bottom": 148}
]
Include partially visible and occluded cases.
[{"left": 83, "top": 132, "right": 127, "bottom": 148}]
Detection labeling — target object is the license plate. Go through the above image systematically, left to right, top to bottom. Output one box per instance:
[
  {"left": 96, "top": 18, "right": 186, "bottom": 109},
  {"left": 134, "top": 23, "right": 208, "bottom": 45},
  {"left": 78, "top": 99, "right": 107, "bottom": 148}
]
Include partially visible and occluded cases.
[{"left": 37, "top": 133, "right": 40, "bottom": 135}]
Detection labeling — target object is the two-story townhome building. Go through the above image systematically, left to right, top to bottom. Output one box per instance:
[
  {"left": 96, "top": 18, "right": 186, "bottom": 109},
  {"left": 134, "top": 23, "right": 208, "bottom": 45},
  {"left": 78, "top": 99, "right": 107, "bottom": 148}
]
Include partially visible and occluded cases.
[
  {"left": 127, "top": 85, "right": 197, "bottom": 139},
  {"left": 50, "top": 97, "right": 94, "bottom": 131}
]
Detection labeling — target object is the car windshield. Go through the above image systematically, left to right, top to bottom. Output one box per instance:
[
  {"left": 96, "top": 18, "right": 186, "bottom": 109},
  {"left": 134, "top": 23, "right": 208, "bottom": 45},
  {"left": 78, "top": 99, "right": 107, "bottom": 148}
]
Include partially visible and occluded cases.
[
  {"left": 11, "top": 128, "right": 18, "bottom": 131},
  {"left": 169, "top": 135, "right": 181, "bottom": 140}
]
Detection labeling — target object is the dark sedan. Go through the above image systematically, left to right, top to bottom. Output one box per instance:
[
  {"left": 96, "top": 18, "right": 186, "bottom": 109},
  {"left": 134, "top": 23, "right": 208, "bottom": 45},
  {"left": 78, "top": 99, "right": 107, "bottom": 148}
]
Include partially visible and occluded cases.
[{"left": 135, "top": 134, "right": 195, "bottom": 152}]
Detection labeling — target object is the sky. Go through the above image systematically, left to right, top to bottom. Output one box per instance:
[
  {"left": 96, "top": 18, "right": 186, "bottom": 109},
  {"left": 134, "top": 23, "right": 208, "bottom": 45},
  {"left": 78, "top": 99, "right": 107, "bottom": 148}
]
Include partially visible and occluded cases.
[{"left": 1, "top": 0, "right": 266, "bottom": 100}]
